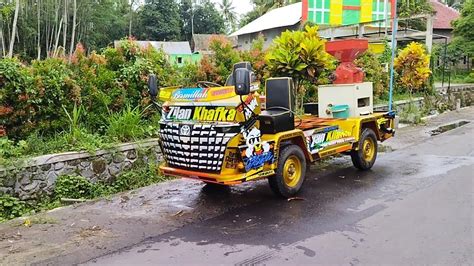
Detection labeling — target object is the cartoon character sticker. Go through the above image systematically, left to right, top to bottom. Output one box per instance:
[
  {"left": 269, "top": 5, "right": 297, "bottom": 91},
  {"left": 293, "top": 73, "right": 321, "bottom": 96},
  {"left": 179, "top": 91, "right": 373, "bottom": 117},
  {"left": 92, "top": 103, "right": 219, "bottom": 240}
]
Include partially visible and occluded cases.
[
  {"left": 237, "top": 95, "right": 259, "bottom": 120},
  {"left": 241, "top": 127, "right": 274, "bottom": 171}
]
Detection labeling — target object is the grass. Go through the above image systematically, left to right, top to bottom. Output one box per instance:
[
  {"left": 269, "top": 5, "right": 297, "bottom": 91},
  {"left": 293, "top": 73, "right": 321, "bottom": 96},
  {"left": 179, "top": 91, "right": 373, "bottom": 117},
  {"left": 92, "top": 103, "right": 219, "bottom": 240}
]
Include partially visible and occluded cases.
[
  {"left": 433, "top": 70, "right": 474, "bottom": 84},
  {"left": 374, "top": 92, "right": 425, "bottom": 105},
  {"left": 0, "top": 104, "right": 160, "bottom": 165}
]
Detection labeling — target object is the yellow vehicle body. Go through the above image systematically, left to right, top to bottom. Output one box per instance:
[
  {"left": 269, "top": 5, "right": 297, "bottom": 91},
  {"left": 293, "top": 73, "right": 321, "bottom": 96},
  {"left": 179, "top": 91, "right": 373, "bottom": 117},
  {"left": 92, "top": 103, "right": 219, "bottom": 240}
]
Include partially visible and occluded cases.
[{"left": 157, "top": 86, "right": 395, "bottom": 186}]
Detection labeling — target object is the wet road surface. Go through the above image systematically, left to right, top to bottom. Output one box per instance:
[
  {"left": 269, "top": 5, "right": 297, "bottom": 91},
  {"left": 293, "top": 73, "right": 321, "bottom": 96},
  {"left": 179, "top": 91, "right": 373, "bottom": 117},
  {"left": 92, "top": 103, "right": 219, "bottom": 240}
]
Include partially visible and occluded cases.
[{"left": 85, "top": 121, "right": 474, "bottom": 265}]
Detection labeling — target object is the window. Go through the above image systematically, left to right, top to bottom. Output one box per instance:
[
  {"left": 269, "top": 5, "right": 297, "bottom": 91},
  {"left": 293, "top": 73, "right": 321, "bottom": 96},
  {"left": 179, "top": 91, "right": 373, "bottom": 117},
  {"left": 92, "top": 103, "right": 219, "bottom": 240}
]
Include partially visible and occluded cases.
[
  {"left": 308, "top": 0, "right": 330, "bottom": 24},
  {"left": 372, "top": 0, "right": 391, "bottom": 27},
  {"left": 177, "top": 57, "right": 183, "bottom": 64}
]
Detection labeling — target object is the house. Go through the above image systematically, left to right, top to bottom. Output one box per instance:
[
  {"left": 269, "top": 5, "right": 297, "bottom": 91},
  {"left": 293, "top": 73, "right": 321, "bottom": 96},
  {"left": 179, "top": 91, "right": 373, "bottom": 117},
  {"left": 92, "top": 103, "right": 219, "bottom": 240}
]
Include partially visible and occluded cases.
[
  {"left": 231, "top": 0, "right": 406, "bottom": 51},
  {"left": 430, "top": 0, "right": 460, "bottom": 41},
  {"left": 231, "top": 3, "right": 303, "bottom": 50},
  {"left": 192, "top": 34, "right": 237, "bottom": 55},
  {"left": 114, "top": 41, "right": 201, "bottom": 66}
]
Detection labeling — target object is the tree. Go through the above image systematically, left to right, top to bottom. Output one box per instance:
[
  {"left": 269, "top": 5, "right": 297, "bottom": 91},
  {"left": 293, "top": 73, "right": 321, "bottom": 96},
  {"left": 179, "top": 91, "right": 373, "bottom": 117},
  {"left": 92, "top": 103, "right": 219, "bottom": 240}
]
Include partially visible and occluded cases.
[
  {"left": 7, "top": 0, "right": 19, "bottom": 58},
  {"left": 68, "top": 0, "right": 77, "bottom": 61},
  {"left": 138, "top": 0, "right": 182, "bottom": 41},
  {"left": 180, "top": 0, "right": 225, "bottom": 41},
  {"left": 219, "top": 0, "right": 237, "bottom": 33},
  {"left": 450, "top": 0, "right": 473, "bottom": 58},
  {"left": 265, "top": 25, "right": 333, "bottom": 111},
  {"left": 394, "top": 42, "right": 431, "bottom": 93}
]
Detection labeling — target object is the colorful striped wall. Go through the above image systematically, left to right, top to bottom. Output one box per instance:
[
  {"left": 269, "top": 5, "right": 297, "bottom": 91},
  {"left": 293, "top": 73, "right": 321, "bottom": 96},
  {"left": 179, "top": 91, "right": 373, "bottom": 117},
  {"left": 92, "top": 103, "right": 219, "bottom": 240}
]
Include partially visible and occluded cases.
[{"left": 302, "top": 0, "right": 394, "bottom": 26}]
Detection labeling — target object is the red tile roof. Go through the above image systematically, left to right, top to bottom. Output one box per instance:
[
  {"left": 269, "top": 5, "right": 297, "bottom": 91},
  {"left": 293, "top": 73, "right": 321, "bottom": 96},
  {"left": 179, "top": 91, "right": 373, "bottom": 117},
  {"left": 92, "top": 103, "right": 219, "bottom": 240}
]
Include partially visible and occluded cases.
[{"left": 431, "top": 0, "right": 460, "bottom": 29}]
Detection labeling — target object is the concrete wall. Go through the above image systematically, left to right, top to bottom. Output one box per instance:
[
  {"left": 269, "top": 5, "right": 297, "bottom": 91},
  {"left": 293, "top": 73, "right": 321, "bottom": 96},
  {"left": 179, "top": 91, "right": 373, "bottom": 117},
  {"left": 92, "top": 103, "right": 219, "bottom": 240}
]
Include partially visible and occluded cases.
[
  {"left": 236, "top": 25, "right": 300, "bottom": 50},
  {"left": 0, "top": 139, "right": 162, "bottom": 200}
]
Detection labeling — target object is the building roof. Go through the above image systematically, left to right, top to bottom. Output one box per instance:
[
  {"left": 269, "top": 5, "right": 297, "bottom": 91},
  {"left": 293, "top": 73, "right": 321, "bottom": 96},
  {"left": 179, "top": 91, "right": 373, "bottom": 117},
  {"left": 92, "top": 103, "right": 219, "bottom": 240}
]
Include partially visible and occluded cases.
[
  {"left": 430, "top": 0, "right": 460, "bottom": 29},
  {"left": 231, "top": 2, "right": 302, "bottom": 37},
  {"left": 192, "top": 34, "right": 237, "bottom": 53},
  {"left": 114, "top": 41, "right": 192, "bottom": 55}
]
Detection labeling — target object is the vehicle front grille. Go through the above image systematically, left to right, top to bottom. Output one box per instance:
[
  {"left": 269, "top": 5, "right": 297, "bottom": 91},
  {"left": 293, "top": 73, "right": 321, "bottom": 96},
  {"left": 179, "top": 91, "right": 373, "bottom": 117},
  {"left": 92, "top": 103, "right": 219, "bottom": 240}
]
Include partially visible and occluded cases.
[{"left": 159, "top": 123, "right": 238, "bottom": 173}]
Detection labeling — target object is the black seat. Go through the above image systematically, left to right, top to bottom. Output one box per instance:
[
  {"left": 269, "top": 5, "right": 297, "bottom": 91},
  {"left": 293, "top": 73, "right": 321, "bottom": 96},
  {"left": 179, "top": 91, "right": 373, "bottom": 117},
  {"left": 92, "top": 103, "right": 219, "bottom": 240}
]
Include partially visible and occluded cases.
[{"left": 259, "top": 78, "right": 295, "bottom": 134}]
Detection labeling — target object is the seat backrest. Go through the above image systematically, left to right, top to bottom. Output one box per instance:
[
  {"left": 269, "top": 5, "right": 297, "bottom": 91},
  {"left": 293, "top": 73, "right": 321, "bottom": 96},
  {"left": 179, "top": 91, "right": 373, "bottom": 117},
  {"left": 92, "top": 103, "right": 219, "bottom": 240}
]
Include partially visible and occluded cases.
[{"left": 265, "top": 78, "right": 295, "bottom": 111}]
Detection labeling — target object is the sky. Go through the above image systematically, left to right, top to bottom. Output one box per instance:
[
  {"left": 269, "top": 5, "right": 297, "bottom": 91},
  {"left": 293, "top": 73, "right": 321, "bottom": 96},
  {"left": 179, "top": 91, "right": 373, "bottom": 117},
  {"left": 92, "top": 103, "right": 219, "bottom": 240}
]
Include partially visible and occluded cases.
[{"left": 210, "top": 0, "right": 254, "bottom": 17}]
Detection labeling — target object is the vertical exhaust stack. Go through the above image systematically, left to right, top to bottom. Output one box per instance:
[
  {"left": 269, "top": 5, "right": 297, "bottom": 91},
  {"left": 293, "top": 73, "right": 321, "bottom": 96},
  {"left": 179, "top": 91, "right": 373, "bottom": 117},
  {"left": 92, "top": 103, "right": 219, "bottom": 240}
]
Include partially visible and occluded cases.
[{"left": 325, "top": 39, "right": 368, "bottom": 84}]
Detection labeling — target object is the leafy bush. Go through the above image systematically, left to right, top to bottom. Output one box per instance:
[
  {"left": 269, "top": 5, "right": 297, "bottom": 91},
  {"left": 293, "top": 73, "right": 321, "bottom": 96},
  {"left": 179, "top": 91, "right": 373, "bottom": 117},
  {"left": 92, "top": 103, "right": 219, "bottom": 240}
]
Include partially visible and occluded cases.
[
  {"left": 266, "top": 25, "right": 334, "bottom": 111},
  {"left": 241, "top": 35, "right": 267, "bottom": 88},
  {"left": 208, "top": 36, "right": 241, "bottom": 84},
  {"left": 394, "top": 42, "right": 431, "bottom": 94},
  {"left": 355, "top": 51, "right": 389, "bottom": 98},
  {"left": 0, "top": 58, "right": 34, "bottom": 138},
  {"left": 465, "top": 71, "right": 474, "bottom": 83},
  {"left": 106, "top": 105, "right": 145, "bottom": 142},
  {"left": 112, "top": 163, "right": 166, "bottom": 192},
  {"left": 54, "top": 175, "right": 97, "bottom": 200},
  {"left": 0, "top": 195, "right": 30, "bottom": 222}
]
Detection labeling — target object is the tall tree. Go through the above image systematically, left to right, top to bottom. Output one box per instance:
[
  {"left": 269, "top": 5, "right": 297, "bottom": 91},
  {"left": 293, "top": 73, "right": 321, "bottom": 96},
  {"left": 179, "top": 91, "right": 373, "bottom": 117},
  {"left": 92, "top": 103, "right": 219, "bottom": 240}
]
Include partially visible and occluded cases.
[
  {"left": 7, "top": 0, "right": 19, "bottom": 58},
  {"left": 37, "top": 0, "right": 41, "bottom": 59},
  {"left": 62, "top": 0, "right": 68, "bottom": 52},
  {"left": 68, "top": 0, "right": 76, "bottom": 61},
  {"left": 138, "top": 0, "right": 182, "bottom": 41},
  {"left": 180, "top": 0, "right": 225, "bottom": 41},
  {"left": 219, "top": 0, "right": 237, "bottom": 33},
  {"left": 450, "top": 0, "right": 474, "bottom": 58}
]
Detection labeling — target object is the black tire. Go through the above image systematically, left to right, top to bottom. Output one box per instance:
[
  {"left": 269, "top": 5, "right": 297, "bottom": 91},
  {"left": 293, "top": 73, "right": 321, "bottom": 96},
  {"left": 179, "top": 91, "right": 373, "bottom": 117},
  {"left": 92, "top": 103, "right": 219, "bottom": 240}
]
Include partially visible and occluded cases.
[
  {"left": 351, "top": 128, "right": 378, "bottom": 170},
  {"left": 268, "top": 145, "right": 307, "bottom": 198}
]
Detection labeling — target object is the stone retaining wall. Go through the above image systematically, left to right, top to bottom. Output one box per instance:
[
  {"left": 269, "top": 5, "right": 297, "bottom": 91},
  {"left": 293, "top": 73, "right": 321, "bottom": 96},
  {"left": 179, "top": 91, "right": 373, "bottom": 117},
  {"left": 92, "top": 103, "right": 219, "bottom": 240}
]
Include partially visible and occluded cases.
[
  {"left": 374, "top": 84, "right": 474, "bottom": 113},
  {"left": 0, "top": 139, "right": 161, "bottom": 200}
]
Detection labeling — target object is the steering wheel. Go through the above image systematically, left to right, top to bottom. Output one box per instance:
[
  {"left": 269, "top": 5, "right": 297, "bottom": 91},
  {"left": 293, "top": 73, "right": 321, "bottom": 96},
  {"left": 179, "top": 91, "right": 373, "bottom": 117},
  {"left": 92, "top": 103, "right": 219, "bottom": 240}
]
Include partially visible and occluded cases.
[{"left": 197, "top": 81, "right": 221, "bottom": 88}]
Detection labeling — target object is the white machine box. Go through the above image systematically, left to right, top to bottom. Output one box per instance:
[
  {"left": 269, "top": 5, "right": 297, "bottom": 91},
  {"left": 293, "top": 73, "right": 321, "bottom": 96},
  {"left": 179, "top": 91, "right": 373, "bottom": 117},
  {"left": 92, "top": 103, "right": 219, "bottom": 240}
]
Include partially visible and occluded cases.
[{"left": 318, "top": 82, "right": 373, "bottom": 118}]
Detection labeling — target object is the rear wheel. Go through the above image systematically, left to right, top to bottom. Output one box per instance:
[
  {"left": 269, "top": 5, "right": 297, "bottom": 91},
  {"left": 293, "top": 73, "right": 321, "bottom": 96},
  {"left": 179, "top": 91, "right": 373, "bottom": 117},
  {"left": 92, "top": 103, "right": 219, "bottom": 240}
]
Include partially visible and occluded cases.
[
  {"left": 351, "top": 128, "right": 378, "bottom": 170},
  {"left": 268, "top": 145, "right": 307, "bottom": 198}
]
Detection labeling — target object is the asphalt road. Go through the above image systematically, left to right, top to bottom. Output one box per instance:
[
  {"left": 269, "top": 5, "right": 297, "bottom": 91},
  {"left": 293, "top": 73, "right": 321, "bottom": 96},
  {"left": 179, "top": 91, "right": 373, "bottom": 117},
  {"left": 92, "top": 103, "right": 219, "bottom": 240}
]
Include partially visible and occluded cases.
[{"left": 85, "top": 119, "right": 474, "bottom": 265}]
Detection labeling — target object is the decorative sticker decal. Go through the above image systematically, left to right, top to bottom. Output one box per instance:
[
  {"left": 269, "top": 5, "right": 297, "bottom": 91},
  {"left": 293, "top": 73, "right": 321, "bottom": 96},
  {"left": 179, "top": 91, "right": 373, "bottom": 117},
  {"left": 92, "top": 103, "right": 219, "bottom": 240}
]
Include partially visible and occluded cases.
[
  {"left": 169, "top": 87, "right": 237, "bottom": 102},
  {"left": 237, "top": 94, "right": 258, "bottom": 120},
  {"left": 163, "top": 106, "right": 237, "bottom": 122},
  {"left": 306, "top": 126, "right": 355, "bottom": 153},
  {"left": 240, "top": 127, "right": 274, "bottom": 171}
]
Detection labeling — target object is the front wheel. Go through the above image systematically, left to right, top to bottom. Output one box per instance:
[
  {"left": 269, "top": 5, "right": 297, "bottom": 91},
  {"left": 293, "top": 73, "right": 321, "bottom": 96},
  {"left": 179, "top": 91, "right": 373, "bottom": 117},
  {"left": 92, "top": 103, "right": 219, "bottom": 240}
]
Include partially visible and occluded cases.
[
  {"left": 351, "top": 128, "right": 378, "bottom": 170},
  {"left": 268, "top": 145, "right": 307, "bottom": 198}
]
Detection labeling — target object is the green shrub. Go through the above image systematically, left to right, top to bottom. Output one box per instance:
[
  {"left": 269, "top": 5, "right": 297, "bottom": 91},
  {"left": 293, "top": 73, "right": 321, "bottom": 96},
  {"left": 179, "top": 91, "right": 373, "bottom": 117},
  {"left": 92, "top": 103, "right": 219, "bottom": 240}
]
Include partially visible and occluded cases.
[
  {"left": 266, "top": 25, "right": 334, "bottom": 111},
  {"left": 394, "top": 42, "right": 431, "bottom": 94},
  {"left": 355, "top": 51, "right": 389, "bottom": 98},
  {"left": 0, "top": 58, "right": 34, "bottom": 138},
  {"left": 464, "top": 71, "right": 474, "bottom": 83},
  {"left": 106, "top": 105, "right": 144, "bottom": 142},
  {"left": 112, "top": 163, "right": 166, "bottom": 192},
  {"left": 54, "top": 175, "right": 96, "bottom": 200},
  {"left": 0, "top": 195, "right": 30, "bottom": 222}
]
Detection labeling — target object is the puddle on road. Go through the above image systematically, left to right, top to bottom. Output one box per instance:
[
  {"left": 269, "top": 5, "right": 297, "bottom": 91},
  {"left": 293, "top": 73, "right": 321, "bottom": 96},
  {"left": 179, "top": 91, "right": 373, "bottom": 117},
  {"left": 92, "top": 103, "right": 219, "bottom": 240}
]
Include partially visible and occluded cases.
[{"left": 429, "top": 120, "right": 470, "bottom": 136}]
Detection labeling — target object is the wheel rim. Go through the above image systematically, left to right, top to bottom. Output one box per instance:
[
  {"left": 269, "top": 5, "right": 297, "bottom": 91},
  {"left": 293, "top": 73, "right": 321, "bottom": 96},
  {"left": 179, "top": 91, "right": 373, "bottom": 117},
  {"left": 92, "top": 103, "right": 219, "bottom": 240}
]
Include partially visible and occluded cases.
[
  {"left": 362, "top": 138, "right": 375, "bottom": 162},
  {"left": 283, "top": 155, "right": 302, "bottom": 188}
]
